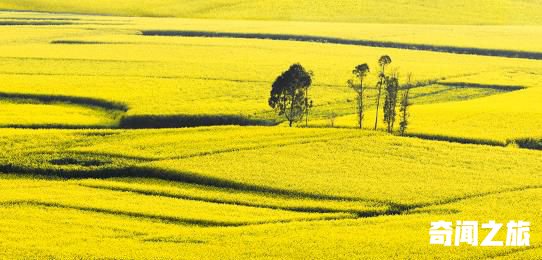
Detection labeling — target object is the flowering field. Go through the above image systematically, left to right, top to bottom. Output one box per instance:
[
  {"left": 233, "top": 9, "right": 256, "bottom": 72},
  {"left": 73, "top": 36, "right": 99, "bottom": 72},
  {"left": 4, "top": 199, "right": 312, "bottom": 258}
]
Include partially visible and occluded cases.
[
  {"left": 1, "top": 0, "right": 542, "bottom": 24},
  {"left": 0, "top": 4, "right": 541, "bottom": 259},
  {"left": 1, "top": 127, "right": 541, "bottom": 258}
]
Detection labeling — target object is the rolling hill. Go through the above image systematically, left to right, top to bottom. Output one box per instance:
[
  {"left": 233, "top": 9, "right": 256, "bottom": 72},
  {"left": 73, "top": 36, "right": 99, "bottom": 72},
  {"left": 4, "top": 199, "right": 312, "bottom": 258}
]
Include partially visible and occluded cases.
[{"left": 0, "top": 4, "right": 541, "bottom": 259}]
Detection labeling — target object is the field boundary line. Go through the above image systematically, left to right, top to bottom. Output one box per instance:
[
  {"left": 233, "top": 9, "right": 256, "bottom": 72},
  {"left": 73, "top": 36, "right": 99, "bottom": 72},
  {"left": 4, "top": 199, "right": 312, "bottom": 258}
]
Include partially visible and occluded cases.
[
  {"left": 142, "top": 30, "right": 542, "bottom": 60},
  {"left": 79, "top": 182, "right": 387, "bottom": 216},
  {"left": 0, "top": 200, "right": 356, "bottom": 227}
]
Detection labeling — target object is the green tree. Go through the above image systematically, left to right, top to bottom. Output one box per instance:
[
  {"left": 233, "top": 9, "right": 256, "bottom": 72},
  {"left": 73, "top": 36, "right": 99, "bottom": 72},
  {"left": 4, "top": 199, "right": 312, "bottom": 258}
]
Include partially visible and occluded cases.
[
  {"left": 374, "top": 55, "right": 392, "bottom": 130},
  {"left": 269, "top": 63, "right": 313, "bottom": 127},
  {"left": 348, "top": 63, "right": 370, "bottom": 129},
  {"left": 383, "top": 73, "right": 399, "bottom": 133}
]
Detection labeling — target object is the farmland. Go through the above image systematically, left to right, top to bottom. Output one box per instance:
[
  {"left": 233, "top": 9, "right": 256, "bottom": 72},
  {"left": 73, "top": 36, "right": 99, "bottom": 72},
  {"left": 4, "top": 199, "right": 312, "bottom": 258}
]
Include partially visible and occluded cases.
[
  {"left": 2, "top": 0, "right": 542, "bottom": 25},
  {"left": 0, "top": 2, "right": 541, "bottom": 259},
  {"left": 1, "top": 127, "right": 541, "bottom": 259}
]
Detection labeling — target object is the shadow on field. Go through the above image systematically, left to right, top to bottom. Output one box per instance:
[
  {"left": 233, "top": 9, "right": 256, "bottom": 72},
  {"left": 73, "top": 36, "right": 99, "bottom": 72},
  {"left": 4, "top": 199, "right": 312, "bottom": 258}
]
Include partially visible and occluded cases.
[
  {"left": 1, "top": 16, "right": 127, "bottom": 23},
  {"left": 0, "top": 17, "right": 81, "bottom": 21},
  {"left": 0, "top": 19, "right": 128, "bottom": 26},
  {"left": 0, "top": 21, "right": 74, "bottom": 26},
  {"left": 141, "top": 30, "right": 542, "bottom": 60},
  {"left": 50, "top": 40, "right": 130, "bottom": 45},
  {"left": 0, "top": 70, "right": 269, "bottom": 84},
  {"left": 438, "top": 82, "right": 526, "bottom": 91},
  {"left": 0, "top": 91, "right": 127, "bottom": 128},
  {"left": 0, "top": 92, "right": 128, "bottom": 111},
  {"left": 0, "top": 92, "right": 274, "bottom": 129},
  {"left": 119, "top": 114, "right": 276, "bottom": 128},
  {"left": 2, "top": 124, "right": 118, "bottom": 129},
  {"left": 404, "top": 133, "right": 506, "bottom": 146},
  {"left": 510, "top": 137, "right": 542, "bottom": 150},
  {"left": 0, "top": 148, "right": 353, "bottom": 201},
  {"left": 5, "top": 149, "right": 541, "bottom": 220},
  {"left": 0, "top": 159, "right": 395, "bottom": 218},
  {"left": 6, "top": 160, "right": 542, "bottom": 220},
  {"left": 0, "top": 163, "right": 363, "bottom": 202},
  {"left": 82, "top": 183, "right": 385, "bottom": 216},
  {"left": 0, "top": 200, "right": 256, "bottom": 227},
  {"left": 1, "top": 200, "right": 356, "bottom": 227},
  {"left": 1, "top": 200, "right": 240, "bottom": 226}
]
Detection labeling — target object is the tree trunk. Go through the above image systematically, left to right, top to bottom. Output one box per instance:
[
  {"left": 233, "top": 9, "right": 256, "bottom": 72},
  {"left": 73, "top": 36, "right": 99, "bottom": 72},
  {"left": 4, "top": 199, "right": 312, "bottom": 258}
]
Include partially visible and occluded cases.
[
  {"left": 374, "top": 66, "right": 385, "bottom": 130},
  {"left": 359, "top": 78, "right": 363, "bottom": 129},
  {"left": 374, "top": 86, "right": 382, "bottom": 130},
  {"left": 305, "top": 87, "right": 309, "bottom": 127},
  {"left": 289, "top": 90, "right": 295, "bottom": 127},
  {"left": 358, "top": 96, "right": 362, "bottom": 129},
  {"left": 390, "top": 110, "right": 396, "bottom": 133},
  {"left": 388, "top": 121, "right": 392, "bottom": 133}
]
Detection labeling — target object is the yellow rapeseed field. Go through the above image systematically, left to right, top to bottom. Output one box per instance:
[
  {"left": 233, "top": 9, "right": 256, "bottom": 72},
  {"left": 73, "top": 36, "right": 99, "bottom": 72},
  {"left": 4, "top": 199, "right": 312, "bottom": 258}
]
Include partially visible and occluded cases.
[
  {"left": 1, "top": 0, "right": 542, "bottom": 25},
  {"left": 0, "top": 4, "right": 541, "bottom": 259},
  {"left": 1, "top": 11, "right": 542, "bottom": 142},
  {"left": 0, "top": 127, "right": 541, "bottom": 258}
]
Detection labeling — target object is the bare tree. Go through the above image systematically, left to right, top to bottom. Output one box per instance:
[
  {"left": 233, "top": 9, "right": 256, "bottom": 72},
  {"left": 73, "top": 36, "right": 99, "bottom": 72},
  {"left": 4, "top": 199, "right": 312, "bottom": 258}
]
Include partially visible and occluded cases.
[
  {"left": 374, "top": 55, "right": 392, "bottom": 130},
  {"left": 349, "top": 63, "right": 370, "bottom": 129},
  {"left": 383, "top": 73, "right": 399, "bottom": 133},
  {"left": 399, "top": 74, "right": 413, "bottom": 136},
  {"left": 304, "top": 83, "right": 313, "bottom": 127},
  {"left": 327, "top": 112, "right": 338, "bottom": 127}
]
